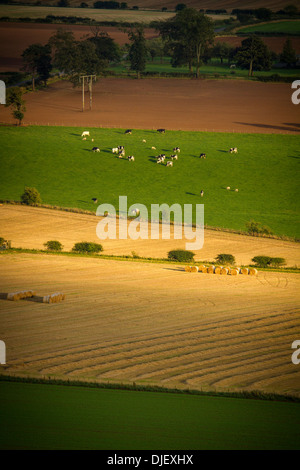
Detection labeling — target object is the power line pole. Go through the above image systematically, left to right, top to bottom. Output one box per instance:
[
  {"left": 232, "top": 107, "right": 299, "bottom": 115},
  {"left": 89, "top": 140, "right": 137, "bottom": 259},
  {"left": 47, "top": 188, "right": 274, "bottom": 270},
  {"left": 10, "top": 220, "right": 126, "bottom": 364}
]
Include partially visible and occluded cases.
[{"left": 80, "top": 75, "right": 96, "bottom": 112}]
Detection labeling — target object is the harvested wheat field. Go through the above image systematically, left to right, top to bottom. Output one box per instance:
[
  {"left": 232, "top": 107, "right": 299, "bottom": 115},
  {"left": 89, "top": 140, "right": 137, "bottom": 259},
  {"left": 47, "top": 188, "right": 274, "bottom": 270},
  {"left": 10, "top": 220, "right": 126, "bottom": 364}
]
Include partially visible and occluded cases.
[
  {"left": 0, "top": 78, "right": 299, "bottom": 134},
  {"left": 1, "top": 204, "right": 300, "bottom": 266},
  {"left": 0, "top": 252, "right": 299, "bottom": 396}
]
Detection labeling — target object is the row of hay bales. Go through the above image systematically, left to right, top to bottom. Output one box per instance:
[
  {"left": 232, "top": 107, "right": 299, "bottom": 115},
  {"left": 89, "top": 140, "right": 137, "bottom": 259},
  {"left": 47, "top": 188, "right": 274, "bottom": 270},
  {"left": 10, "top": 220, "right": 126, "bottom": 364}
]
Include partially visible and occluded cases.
[
  {"left": 185, "top": 265, "right": 258, "bottom": 276},
  {"left": 6, "top": 290, "right": 65, "bottom": 303},
  {"left": 7, "top": 290, "right": 36, "bottom": 301}
]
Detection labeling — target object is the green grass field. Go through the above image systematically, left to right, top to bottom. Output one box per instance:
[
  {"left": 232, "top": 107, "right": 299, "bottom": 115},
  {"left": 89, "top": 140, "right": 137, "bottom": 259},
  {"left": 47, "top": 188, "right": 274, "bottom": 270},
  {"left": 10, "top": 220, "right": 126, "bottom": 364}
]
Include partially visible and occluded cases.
[
  {"left": 239, "top": 20, "right": 300, "bottom": 35},
  {"left": 0, "top": 126, "right": 299, "bottom": 238},
  {"left": 0, "top": 381, "right": 299, "bottom": 449}
]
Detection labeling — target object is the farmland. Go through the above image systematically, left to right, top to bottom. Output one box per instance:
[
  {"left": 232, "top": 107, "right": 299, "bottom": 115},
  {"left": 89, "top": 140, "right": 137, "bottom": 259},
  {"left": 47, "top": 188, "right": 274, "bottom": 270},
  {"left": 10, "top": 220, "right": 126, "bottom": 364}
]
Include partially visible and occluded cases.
[
  {"left": 239, "top": 20, "right": 300, "bottom": 35},
  {"left": 0, "top": 126, "right": 299, "bottom": 238},
  {"left": 0, "top": 381, "right": 300, "bottom": 449}
]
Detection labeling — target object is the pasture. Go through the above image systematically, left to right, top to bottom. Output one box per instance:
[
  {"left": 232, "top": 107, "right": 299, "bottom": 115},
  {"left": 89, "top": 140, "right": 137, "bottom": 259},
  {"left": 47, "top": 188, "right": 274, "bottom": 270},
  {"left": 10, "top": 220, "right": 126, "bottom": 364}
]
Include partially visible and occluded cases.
[
  {"left": 239, "top": 20, "right": 300, "bottom": 35},
  {"left": 0, "top": 126, "right": 299, "bottom": 238},
  {"left": 0, "top": 381, "right": 299, "bottom": 449}
]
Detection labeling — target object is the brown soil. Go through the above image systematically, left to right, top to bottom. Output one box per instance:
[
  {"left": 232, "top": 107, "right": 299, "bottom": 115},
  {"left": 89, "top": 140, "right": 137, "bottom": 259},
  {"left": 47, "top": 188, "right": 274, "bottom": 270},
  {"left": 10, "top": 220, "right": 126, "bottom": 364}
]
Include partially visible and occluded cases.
[
  {"left": 217, "top": 35, "right": 300, "bottom": 54},
  {"left": 0, "top": 77, "right": 299, "bottom": 134},
  {"left": 1, "top": 204, "right": 299, "bottom": 267},
  {"left": 0, "top": 252, "right": 299, "bottom": 396}
]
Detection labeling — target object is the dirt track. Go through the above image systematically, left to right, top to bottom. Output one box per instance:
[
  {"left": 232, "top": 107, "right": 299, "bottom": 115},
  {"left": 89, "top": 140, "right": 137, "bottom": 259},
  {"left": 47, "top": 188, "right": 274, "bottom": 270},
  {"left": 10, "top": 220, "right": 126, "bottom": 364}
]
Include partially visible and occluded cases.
[
  {"left": 1, "top": 78, "right": 299, "bottom": 134},
  {"left": 1, "top": 204, "right": 300, "bottom": 266},
  {"left": 0, "top": 252, "right": 299, "bottom": 396}
]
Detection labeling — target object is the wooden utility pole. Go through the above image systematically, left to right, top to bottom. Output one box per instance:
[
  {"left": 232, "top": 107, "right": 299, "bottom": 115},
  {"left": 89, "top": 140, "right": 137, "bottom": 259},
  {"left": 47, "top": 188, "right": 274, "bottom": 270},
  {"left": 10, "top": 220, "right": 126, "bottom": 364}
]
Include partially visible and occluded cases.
[{"left": 80, "top": 75, "right": 96, "bottom": 112}]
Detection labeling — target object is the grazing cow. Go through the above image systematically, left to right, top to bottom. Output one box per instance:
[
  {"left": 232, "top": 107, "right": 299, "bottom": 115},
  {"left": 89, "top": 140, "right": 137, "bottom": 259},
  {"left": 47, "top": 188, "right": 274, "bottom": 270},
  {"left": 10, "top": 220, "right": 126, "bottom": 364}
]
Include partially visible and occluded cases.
[
  {"left": 125, "top": 129, "right": 132, "bottom": 134},
  {"left": 157, "top": 129, "right": 166, "bottom": 134},
  {"left": 81, "top": 131, "right": 90, "bottom": 137},
  {"left": 142, "top": 139, "right": 146, "bottom": 143},
  {"left": 118, "top": 145, "right": 125, "bottom": 150},
  {"left": 92, "top": 147, "right": 100, "bottom": 152},
  {"left": 173, "top": 147, "right": 180, "bottom": 153},
  {"left": 229, "top": 147, "right": 238, "bottom": 153},
  {"left": 112, "top": 148, "right": 118, "bottom": 153},
  {"left": 119, "top": 148, "right": 125, "bottom": 157},
  {"left": 200, "top": 153, "right": 206, "bottom": 159},
  {"left": 159, "top": 154, "right": 166, "bottom": 161},
  {"left": 170, "top": 154, "right": 178, "bottom": 160},
  {"left": 128, "top": 156, "right": 135, "bottom": 162},
  {"left": 157, "top": 158, "right": 163, "bottom": 164},
  {"left": 166, "top": 161, "right": 173, "bottom": 167},
  {"left": 200, "top": 190, "right": 204, "bottom": 197},
  {"left": 91, "top": 198, "right": 98, "bottom": 204}
]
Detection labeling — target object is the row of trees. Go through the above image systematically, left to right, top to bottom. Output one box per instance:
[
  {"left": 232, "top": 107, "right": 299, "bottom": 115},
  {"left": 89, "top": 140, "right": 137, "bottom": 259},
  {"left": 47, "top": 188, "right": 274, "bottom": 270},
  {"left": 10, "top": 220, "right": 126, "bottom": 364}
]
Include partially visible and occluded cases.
[{"left": 16, "top": 7, "right": 299, "bottom": 97}]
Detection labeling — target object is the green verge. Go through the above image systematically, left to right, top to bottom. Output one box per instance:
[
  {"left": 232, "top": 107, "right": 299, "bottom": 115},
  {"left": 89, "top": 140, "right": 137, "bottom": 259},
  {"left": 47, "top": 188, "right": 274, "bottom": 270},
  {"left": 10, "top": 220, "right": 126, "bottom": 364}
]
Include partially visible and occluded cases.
[
  {"left": 238, "top": 20, "right": 300, "bottom": 35},
  {"left": 0, "top": 126, "right": 299, "bottom": 238},
  {"left": 0, "top": 377, "right": 299, "bottom": 450}
]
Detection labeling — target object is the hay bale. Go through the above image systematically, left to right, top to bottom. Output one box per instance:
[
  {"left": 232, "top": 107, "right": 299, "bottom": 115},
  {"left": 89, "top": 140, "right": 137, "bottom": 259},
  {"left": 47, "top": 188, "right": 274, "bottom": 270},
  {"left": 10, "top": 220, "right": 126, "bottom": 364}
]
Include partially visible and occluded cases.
[
  {"left": 198, "top": 265, "right": 206, "bottom": 273},
  {"left": 208, "top": 265, "right": 215, "bottom": 274},
  {"left": 185, "top": 266, "right": 191, "bottom": 272},
  {"left": 190, "top": 266, "right": 199, "bottom": 273},
  {"left": 214, "top": 266, "right": 223, "bottom": 275},
  {"left": 220, "top": 267, "right": 229, "bottom": 275},
  {"left": 230, "top": 268, "right": 239, "bottom": 276},
  {"left": 241, "top": 268, "right": 249, "bottom": 275},
  {"left": 249, "top": 268, "right": 258, "bottom": 276},
  {"left": 7, "top": 290, "right": 36, "bottom": 301},
  {"left": 42, "top": 292, "right": 65, "bottom": 303}
]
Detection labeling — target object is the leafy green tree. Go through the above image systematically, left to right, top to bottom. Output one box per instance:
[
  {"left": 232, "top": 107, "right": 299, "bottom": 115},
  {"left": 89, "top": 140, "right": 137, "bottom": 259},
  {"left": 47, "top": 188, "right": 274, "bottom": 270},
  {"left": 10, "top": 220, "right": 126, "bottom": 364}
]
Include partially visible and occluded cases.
[
  {"left": 175, "top": 3, "right": 186, "bottom": 11},
  {"left": 159, "top": 8, "right": 214, "bottom": 77},
  {"left": 254, "top": 8, "right": 272, "bottom": 21},
  {"left": 127, "top": 26, "right": 148, "bottom": 79},
  {"left": 88, "top": 29, "right": 121, "bottom": 64},
  {"left": 235, "top": 35, "right": 272, "bottom": 76},
  {"left": 146, "top": 37, "right": 165, "bottom": 63},
  {"left": 280, "top": 39, "right": 297, "bottom": 67},
  {"left": 213, "top": 41, "right": 234, "bottom": 64},
  {"left": 21, "top": 43, "right": 52, "bottom": 90},
  {"left": 5, "top": 87, "right": 26, "bottom": 126},
  {"left": 21, "top": 186, "right": 41, "bottom": 205},
  {"left": 44, "top": 240, "right": 63, "bottom": 251},
  {"left": 168, "top": 249, "right": 195, "bottom": 262},
  {"left": 215, "top": 254, "right": 236, "bottom": 265}
]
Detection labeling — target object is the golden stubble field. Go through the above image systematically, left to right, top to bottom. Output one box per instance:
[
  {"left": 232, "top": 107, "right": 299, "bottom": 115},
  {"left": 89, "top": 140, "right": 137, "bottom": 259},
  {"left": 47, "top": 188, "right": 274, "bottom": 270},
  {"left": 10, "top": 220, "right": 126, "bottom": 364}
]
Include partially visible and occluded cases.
[{"left": 0, "top": 205, "right": 299, "bottom": 396}]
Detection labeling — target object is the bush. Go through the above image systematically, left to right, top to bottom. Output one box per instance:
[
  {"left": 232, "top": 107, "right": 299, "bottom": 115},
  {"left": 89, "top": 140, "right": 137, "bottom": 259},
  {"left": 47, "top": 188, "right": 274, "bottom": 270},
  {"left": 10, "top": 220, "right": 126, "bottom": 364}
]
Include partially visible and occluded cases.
[
  {"left": 21, "top": 187, "right": 41, "bottom": 205},
  {"left": 246, "top": 220, "right": 273, "bottom": 236},
  {"left": 0, "top": 237, "right": 10, "bottom": 250},
  {"left": 44, "top": 240, "right": 63, "bottom": 252},
  {"left": 72, "top": 242, "right": 103, "bottom": 254},
  {"left": 168, "top": 249, "right": 195, "bottom": 262},
  {"left": 215, "top": 253, "right": 235, "bottom": 265},
  {"left": 252, "top": 256, "right": 273, "bottom": 267},
  {"left": 270, "top": 257, "right": 286, "bottom": 267}
]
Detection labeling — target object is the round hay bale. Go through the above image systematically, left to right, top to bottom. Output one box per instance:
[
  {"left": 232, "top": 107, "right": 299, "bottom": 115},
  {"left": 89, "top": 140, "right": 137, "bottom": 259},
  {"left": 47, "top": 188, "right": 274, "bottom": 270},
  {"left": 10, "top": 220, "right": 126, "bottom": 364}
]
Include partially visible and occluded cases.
[
  {"left": 198, "top": 265, "right": 206, "bottom": 272},
  {"left": 208, "top": 265, "right": 215, "bottom": 274},
  {"left": 185, "top": 266, "right": 191, "bottom": 272},
  {"left": 190, "top": 266, "right": 199, "bottom": 273},
  {"left": 214, "top": 266, "right": 223, "bottom": 275},
  {"left": 201, "top": 267, "right": 208, "bottom": 273},
  {"left": 220, "top": 267, "right": 229, "bottom": 275},
  {"left": 230, "top": 268, "right": 239, "bottom": 276},
  {"left": 241, "top": 268, "right": 249, "bottom": 275},
  {"left": 249, "top": 268, "right": 258, "bottom": 276}
]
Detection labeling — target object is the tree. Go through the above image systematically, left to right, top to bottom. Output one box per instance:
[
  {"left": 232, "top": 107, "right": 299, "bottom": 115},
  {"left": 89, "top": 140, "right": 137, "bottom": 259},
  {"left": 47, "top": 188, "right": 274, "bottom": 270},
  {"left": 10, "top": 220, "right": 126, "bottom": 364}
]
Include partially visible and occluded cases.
[
  {"left": 57, "top": 0, "right": 70, "bottom": 6},
  {"left": 175, "top": 3, "right": 186, "bottom": 11},
  {"left": 159, "top": 8, "right": 215, "bottom": 77},
  {"left": 254, "top": 8, "right": 272, "bottom": 21},
  {"left": 127, "top": 26, "right": 148, "bottom": 79},
  {"left": 88, "top": 28, "right": 121, "bottom": 64},
  {"left": 48, "top": 30, "right": 103, "bottom": 84},
  {"left": 235, "top": 35, "right": 272, "bottom": 76},
  {"left": 146, "top": 37, "right": 165, "bottom": 63},
  {"left": 280, "top": 39, "right": 297, "bottom": 67},
  {"left": 213, "top": 41, "right": 234, "bottom": 64},
  {"left": 21, "top": 43, "right": 51, "bottom": 91},
  {"left": 5, "top": 87, "right": 26, "bottom": 126},
  {"left": 21, "top": 186, "right": 41, "bottom": 205},
  {"left": 215, "top": 254, "right": 235, "bottom": 265}
]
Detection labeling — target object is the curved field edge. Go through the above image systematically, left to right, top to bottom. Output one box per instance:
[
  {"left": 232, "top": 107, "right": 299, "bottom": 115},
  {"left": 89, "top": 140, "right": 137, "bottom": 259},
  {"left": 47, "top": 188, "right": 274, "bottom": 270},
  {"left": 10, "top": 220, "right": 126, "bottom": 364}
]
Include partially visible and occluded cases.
[
  {"left": 0, "top": 126, "right": 299, "bottom": 239},
  {"left": 0, "top": 379, "right": 299, "bottom": 450}
]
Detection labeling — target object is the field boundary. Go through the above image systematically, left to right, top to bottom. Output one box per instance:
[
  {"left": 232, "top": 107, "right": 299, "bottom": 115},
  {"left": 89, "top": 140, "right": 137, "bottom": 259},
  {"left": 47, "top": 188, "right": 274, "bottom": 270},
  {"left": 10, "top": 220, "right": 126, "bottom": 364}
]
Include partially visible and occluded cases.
[
  {"left": 1, "top": 201, "right": 299, "bottom": 244},
  {"left": 0, "top": 374, "right": 299, "bottom": 403}
]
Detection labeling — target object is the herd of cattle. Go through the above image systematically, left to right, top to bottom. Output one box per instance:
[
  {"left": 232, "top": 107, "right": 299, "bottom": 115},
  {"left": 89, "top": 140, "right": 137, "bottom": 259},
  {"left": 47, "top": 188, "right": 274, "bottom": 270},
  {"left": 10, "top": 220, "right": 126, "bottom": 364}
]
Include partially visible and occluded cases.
[{"left": 80, "top": 129, "right": 239, "bottom": 195}]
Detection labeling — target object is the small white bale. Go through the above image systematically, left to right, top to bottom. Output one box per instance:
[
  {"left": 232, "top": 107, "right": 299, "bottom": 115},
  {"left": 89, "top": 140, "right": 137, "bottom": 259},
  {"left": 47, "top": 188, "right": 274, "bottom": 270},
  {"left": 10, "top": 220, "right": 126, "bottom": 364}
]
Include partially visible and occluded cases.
[{"left": 226, "top": 186, "right": 230, "bottom": 190}]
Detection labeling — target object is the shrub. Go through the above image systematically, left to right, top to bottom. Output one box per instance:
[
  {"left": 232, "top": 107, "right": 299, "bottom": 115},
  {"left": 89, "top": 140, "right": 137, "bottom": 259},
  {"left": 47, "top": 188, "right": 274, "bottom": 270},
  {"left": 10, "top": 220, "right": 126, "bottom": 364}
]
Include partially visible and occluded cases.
[
  {"left": 21, "top": 186, "right": 41, "bottom": 205},
  {"left": 246, "top": 220, "right": 273, "bottom": 236},
  {"left": 0, "top": 237, "right": 10, "bottom": 250},
  {"left": 44, "top": 240, "right": 63, "bottom": 252},
  {"left": 72, "top": 242, "right": 103, "bottom": 254},
  {"left": 168, "top": 249, "right": 195, "bottom": 262},
  {"left": 215, "top": 253, "right": 235, "bottom": 265},
  {"left": 252, "top": 256, "right": 273, "bottom": 267},
  {"left": 270, "top": 257, "right": 286, "bottom": 267}
]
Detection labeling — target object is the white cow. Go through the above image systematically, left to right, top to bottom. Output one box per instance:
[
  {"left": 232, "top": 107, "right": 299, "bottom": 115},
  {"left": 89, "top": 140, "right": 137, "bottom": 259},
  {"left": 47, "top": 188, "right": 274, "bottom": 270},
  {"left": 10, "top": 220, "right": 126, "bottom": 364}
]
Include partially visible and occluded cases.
[
  {"left": 81, "top": 131, "right": 90, "bottom": 137},
  {"left": 166, "top": 161, "right": 173, "bottom": 167}
]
